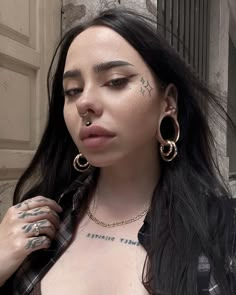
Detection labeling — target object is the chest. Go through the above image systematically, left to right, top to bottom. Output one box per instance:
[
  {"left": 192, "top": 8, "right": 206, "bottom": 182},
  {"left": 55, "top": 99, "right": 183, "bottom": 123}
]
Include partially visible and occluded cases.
[{"left": 41, "top": 216, "right": 148, "bottom": 295}]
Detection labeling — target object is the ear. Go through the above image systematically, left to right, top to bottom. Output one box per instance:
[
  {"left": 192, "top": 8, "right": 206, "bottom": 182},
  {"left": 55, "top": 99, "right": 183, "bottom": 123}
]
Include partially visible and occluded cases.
[
  {"left": 156, "top": 83, "right": 179, "bottom": 145},
  {"left": 162, "top": 83, "right": 178, "bottom": 118}
]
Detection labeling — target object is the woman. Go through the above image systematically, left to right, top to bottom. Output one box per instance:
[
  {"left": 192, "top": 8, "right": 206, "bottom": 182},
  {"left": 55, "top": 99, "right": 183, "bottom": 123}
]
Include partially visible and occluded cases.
[{"left": 0, "top": 7, "right": 235, "bottom": 295}]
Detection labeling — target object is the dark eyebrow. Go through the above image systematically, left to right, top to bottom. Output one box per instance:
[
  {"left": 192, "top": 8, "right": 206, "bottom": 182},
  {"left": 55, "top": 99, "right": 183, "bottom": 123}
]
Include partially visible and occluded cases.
[
  {"left": 63, "top": 60, "right": 134, "bottom": 81},
  {"left": 93, "top": 60, "right": 134, "bottom": 73},
  {"left": 63, "top": 69, "right": 81, "bottom": 81}
]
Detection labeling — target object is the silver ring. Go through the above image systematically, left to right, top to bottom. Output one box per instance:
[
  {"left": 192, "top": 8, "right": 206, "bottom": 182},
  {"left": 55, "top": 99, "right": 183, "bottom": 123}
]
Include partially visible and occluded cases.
[
  {"left": 80, "top": 111, "right": 88, "bottom": 117},
  {"left": 33, "top": 222, "right": 40, "bottom": 237}
]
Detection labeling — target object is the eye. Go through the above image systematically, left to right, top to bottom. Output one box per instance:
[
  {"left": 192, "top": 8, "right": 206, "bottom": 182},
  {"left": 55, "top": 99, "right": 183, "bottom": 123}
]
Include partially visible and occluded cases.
[
  {"left": 105, "top": 78, "right": 129, "bottom": 88},
  {"left": 63, "top": 88, "right": 82, "bottom": 98}
]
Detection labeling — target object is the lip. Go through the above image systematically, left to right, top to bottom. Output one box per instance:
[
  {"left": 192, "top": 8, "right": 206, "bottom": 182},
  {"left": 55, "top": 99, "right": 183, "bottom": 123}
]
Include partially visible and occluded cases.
[
  {"left": 79, "top": 125, "right": 116, "bottom": 141},
  {"left": 82, "top": 136, "right": 114, "bottom": 149}
]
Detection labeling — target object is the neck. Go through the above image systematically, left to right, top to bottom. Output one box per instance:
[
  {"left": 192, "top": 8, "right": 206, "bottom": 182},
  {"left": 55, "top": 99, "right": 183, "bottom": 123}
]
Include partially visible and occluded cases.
[{"left": 93, "top": 145, "right": 160, "bottom": 216}]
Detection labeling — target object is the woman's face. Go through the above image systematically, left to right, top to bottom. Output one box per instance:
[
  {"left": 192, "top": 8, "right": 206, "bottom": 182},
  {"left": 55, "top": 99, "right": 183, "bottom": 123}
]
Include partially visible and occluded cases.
[{"left": 63, "top": 26, "right": 168, "bottom": 167}]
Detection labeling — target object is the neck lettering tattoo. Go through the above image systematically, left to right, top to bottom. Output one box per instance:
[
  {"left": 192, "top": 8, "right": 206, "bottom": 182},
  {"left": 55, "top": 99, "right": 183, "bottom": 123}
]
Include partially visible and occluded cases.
[{"left": 86, "top": 233, "right": 140, "bottom": 246}]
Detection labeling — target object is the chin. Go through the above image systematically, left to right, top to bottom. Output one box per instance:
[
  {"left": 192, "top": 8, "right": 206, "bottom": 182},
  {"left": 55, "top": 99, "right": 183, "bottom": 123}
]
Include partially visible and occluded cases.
[
  {"left": 86, "top": 154, "right": 121, "bottom": 168},
  {"left": 88, "top": 159, "right": 115, "bottom": 168}
]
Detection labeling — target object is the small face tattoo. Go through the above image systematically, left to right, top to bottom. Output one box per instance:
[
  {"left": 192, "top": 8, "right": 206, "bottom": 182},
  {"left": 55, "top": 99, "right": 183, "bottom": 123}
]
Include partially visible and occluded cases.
[
  {"left": 140, "top": 77, "right": 153, "bottom": 97},
  {"left": 140, "top": 87, "right": 145, "bottom": 96}
]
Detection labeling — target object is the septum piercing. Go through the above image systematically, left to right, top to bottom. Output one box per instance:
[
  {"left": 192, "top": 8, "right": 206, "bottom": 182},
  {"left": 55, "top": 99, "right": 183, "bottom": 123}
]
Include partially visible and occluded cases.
[
  {"left": 80, "top": 110, "right": 91, "bottom": 126},
  {"left": 80, "top": 111, "right": 88, "bottom": 117}
]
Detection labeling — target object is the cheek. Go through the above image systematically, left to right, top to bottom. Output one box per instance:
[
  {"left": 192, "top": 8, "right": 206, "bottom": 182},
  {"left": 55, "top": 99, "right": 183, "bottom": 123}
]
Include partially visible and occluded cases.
[
  {"left": 139, "top": 76, "right": 156, "bottom": 99},
  {"left": 137, "top": 79, "right": 163, "bottom": 127},
  {"left": 122, "top": 86, "right": 161, "bottom": 126},
  {"left": 115, "top": 93, "right": 161, "bottom": 143},
  {"left": 63, "top": 104, "right": 79, "bottom": 139},
  {"left": 63, "top": 105, "right": 71, "bottom": 130}
]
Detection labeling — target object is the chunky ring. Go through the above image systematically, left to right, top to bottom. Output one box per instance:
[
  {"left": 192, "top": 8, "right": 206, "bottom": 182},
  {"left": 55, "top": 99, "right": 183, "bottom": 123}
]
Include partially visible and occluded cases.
[{"left": 33, "top": 222, "right": 40, "bottom": 237}]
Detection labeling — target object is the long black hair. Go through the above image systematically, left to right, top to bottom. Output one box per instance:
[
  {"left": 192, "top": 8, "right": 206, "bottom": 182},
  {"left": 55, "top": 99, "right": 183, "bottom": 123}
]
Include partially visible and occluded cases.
[{"left": 13, "top": 7, "right": 235, "bottom": 295}]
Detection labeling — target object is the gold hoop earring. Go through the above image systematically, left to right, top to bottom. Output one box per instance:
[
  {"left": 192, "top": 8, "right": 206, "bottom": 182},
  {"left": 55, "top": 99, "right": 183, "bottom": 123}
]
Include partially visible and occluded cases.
[
  {"left": 158, "top": 116, "right": 180, "bottom": 162},
  {"left": 160, "top": 140, "right": 178, "bottom": 162},
  {"left": 73, "top": 153, "right": 90, "bottom": 172}
]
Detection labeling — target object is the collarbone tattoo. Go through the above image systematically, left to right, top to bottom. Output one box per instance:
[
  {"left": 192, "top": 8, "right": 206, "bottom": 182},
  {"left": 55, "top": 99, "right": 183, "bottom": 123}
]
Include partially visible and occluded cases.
[{"left": 86, "top": 232, "right": 140, "bottom": 246}]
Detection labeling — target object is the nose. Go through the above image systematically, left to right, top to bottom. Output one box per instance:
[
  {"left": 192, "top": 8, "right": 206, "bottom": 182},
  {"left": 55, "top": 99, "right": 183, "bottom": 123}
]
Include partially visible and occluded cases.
[{"left": 76, "top": 84, "right": 103, "bottom": 118}]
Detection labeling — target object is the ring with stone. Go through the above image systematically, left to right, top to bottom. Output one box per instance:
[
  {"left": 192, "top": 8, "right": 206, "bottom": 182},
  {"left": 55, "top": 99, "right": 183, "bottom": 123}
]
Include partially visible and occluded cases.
[{"left": 33, "top": 222, "right": 40, "bottom": 237}]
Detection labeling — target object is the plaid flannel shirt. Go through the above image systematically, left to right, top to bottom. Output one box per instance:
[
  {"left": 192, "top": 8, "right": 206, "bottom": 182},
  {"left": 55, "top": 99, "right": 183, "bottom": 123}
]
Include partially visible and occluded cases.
[{"left": 1, "top": 170, "right": 236, "bottom": 295}]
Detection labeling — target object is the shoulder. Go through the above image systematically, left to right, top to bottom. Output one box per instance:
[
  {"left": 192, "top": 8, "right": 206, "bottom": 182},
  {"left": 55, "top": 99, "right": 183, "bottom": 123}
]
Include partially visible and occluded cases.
[
  {"left": 205, "top": 197, "right": 236, "bottom": 271},
  {"left": 207, "top": 197, "right": 236, "bottom": 225},
  {"left": 212, "top": 197, "right": 236, "bottom": 271},
  {"left": 198, "top": 198, "right": 236, "bottom": 294},
  {"left": 213, "top": 198, "right": 236, "bottom": 243},
  {"left": 223, "top": 198, "right": 236, "bottom": 293},
  {"left": 225, "top": 198, "right": 236, "bottom": 270}
]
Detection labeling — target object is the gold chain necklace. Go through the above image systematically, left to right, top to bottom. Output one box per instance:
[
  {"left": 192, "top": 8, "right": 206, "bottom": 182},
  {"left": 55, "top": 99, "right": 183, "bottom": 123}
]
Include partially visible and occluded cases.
[{"left": 87, "top": 207, "right": 149, "bottom": 228}]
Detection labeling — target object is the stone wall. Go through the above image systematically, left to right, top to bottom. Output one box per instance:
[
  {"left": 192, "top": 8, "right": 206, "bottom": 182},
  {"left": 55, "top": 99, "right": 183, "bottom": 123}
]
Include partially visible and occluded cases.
[{"left": 62, "top": 0, "right": 157, "bottom": 32}]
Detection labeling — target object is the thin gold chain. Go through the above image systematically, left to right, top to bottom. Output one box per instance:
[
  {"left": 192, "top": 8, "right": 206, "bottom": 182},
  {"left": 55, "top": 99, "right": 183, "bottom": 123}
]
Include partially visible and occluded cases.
[{"left": 87, "top": 207, "right": 149, "bottom": 228}]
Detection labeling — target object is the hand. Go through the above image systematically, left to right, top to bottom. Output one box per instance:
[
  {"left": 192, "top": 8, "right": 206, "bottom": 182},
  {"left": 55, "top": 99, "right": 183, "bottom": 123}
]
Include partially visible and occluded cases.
[{"left": 0, "top": 196, "right": 62, "bottom": 286}]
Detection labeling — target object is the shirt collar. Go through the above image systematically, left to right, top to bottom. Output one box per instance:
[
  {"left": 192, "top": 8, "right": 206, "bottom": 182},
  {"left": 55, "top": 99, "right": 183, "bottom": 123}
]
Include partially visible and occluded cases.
[
  {"left": 57, "top": 167, "right": 98, "bottom": 209},
  {"left": 58, "top": 167, "right": 150, "bottom": 249}
]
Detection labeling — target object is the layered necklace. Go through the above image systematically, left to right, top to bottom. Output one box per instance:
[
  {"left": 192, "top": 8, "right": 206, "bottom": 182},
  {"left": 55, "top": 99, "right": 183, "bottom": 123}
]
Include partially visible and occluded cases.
[{"left": 87, "top": 207, "right": 149, "bottom": 228}]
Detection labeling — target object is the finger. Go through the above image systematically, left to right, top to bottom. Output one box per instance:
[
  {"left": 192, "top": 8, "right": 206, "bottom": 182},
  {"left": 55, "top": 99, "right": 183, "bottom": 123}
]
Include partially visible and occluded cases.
[
  {"left": 15, "top": 196, "right": 62, "bottom": 213},
  {"left": 14, "top": 200, "right": 30, "bottom": 211},
  {"left": 17, "top": 206, "right": 60, "bottom": 229},
  {"left": 22, "top": 220, "right": 56, "bottom": 240},
  {"left": 24, "top": 236, "right": 51, "bottom": 253}
]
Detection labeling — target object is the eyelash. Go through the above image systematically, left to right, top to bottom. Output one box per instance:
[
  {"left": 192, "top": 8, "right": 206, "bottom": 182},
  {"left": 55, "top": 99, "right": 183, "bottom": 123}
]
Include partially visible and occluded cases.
[
  {"left": 104, "top": 77, "right": 129, "bottom": 88},
  {"left": 63, "top": 78, "right": 129, "bottom": 98},
  {"left": 63, "top": 88, "right": 82, "bottom": 98}
]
